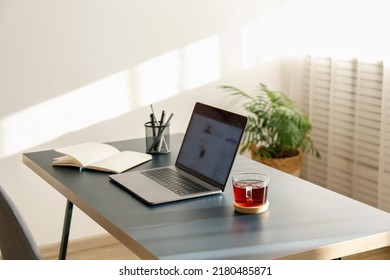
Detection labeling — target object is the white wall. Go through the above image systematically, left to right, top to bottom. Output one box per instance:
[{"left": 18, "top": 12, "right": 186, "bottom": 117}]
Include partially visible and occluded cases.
[{"left": 0, "top": 0, "right": 289, "bottom": 245}]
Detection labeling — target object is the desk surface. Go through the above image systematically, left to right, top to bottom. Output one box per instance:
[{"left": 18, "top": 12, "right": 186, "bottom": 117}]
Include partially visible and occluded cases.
[{"left": 23, "top": 134, "right": 390, "bottom": 259}]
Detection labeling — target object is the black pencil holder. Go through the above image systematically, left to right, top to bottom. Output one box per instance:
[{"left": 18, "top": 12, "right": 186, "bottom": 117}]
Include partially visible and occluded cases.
[{"left": 145, "top": 121, "right": 171, "bottom": 154}]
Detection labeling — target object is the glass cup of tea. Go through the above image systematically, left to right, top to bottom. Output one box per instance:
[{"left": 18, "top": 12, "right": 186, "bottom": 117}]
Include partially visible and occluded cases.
[{"left": 232, "top": 173, "right": 269, "bottom": 212}]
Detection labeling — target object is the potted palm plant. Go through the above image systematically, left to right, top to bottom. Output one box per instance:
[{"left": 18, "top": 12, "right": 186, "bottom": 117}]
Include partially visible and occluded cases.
[{"left": 220, "top": 83, "right": 320, "bottom": 176}]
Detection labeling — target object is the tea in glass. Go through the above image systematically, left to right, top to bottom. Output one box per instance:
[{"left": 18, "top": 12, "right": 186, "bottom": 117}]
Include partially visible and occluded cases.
[{"left": 232, "top": 173, "right": 269, "bottom": 207}]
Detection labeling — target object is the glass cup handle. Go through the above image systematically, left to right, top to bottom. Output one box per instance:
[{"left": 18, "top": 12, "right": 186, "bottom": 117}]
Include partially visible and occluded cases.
[{"left": 245, "top": 185, "right": 253, "bottom": 204}]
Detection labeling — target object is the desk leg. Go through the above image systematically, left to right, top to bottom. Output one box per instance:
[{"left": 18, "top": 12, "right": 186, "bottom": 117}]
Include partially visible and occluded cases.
[{"left": 59, "top": 200, "right": 73, "bottom": 260}]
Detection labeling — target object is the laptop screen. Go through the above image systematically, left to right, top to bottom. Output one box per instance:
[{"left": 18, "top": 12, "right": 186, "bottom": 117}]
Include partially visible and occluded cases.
[{"left": 175, "top": 102, "right": 247, "bottom": 188}]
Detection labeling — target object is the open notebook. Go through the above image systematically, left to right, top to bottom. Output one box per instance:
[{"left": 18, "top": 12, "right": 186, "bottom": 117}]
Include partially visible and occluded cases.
[{"left": 109, "top": 102, "right": 247, "bottom": 205}]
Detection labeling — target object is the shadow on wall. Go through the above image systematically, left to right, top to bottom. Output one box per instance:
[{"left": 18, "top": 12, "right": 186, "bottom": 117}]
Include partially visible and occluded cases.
[{"left": 15, "top": 58, "right": 283, "bottom": 159}]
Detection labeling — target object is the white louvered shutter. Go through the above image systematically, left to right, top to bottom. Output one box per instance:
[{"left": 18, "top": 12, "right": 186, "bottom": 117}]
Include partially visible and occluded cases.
[
  {"left": 301, "top": 56, "right": 390, "bottom": 212},
  {"left": 379, "top": 68, "right": 390, "bottom": 212}
]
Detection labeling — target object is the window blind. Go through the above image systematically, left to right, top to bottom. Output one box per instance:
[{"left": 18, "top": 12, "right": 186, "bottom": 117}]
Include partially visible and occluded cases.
[{"left": 301, "top": 56, "right": 390, "bottom": 212}]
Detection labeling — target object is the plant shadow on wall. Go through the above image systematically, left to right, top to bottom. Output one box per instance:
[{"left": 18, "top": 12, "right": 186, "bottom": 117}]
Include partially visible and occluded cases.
[{"left": 220, "top": 83, "right": 321, "bottom": 177}]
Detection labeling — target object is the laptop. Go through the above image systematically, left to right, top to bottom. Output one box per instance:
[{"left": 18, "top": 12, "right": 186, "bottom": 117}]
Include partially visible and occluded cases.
[{"left": 109, "top": 102, "right": 247, "bottom": 205}]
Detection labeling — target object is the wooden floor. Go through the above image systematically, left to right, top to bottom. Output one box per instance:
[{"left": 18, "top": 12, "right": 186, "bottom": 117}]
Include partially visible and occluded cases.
[
  {"left": 39, "top": 234, "right": 390, "bottom": 260},
  {"left": 40, "top": 234, "right": 139, "bottom": 260},
  {"left": 344, "top": 246, "right": 390, "bottom": 260}
]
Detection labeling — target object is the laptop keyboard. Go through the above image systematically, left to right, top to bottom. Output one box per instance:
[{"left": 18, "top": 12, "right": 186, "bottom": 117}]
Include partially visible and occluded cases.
[{"left": 141, "top": 168, "right": 210, "bottom": 196}]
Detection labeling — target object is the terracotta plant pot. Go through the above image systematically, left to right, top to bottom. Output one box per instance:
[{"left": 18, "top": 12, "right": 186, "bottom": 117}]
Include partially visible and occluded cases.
[{"left": 250, "top": 148, "right": 303, "bottom": 177}]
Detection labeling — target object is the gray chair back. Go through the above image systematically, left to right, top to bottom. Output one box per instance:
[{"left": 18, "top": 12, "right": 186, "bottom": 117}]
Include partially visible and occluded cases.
[{"left": 0, "top": 184, "right": 42, "bottom": 260}]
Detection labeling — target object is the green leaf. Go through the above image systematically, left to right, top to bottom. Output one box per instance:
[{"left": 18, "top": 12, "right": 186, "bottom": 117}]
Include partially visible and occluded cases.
[{"left": 219, "top": 83, "right": 321, "bottom": 159}]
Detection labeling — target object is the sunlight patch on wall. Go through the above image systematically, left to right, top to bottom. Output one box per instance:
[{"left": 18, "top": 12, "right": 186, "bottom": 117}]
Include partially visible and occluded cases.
[
  {"left": 239, "top": 0, "right": 390, "bottom": 68},
  {"left": 279, "top": 0, "right": 390, "bottom": 61},
  {"left": 240, "top": 16, "right": 286, "bottom": 68},
  {"left": 241, "top": 20, "right": 280, "bottom": 70},
  {"left": 241, "top": 23, "right": 256, "bottom": 70},
  {"left": 0, "top": 35, "right": 222, "bottom": 158},
  {"left": 135, "top": 35, "right": 220, "bottom": 105},
  {"left": 182, "top": 36, "right": 220, "bottom": 90},
  {"left": 136, "top": 49, "right": 181, "bottom": 105},
  {"left": 0, "top": 71, "right": 132, "bottom": 157}
]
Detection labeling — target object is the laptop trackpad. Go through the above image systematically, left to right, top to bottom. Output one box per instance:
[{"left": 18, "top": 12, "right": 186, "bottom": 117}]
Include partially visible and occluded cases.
[{"left": 110, "top": 170, "right": 179, "bottom": 204}]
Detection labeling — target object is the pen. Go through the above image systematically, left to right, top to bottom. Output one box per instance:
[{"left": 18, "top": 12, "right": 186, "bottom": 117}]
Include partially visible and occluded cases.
[
  {"left": 150, "top": 104, "right": 159, "bottom": 125},
  {"left": 157, "top": 110, "right": 168, "bottom": 151},
  {"left": 159, "top": 110, "right": 165, "bottom": 126},
  {"left": 163, "top": 112, "right": 174, "bottom": 128},
  {"left": 150, "top": 113, "right": 156, "bottom": 137}
]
